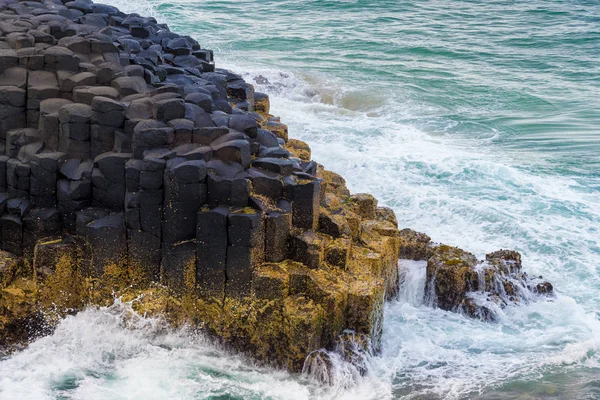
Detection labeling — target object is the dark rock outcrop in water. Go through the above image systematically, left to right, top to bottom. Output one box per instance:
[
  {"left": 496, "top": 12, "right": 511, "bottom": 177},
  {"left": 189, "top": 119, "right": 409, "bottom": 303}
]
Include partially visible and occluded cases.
[
  {"left": 0, "top": 0, "right": 553, "bottom": 376},
  {"left": 400, "top": 230, "right": 554, "bottom": 321}
]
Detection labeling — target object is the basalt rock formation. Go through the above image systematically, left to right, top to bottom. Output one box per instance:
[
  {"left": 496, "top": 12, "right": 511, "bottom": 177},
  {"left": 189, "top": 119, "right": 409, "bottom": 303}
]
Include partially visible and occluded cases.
[
  {"left": 0, "top": 0, "right": 553, "bottom": 375},
  {"left": 0, "top": 0, "right": 401, "bottom": 371},
  {"left": 399, "top": 230, "right": 554, "bottom": 321}
]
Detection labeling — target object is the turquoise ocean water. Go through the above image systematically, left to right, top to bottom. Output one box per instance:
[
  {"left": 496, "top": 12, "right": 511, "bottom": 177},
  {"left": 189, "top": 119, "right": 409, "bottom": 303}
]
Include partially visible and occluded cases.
[{"left": 1, "top": 1, "right": 599, "bottom": 399}]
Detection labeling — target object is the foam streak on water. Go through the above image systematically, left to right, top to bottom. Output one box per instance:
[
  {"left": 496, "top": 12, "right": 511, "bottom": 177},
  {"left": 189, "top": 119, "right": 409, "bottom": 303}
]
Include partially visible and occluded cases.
[
  {"left": 4, "top": 0, "right": 600, "bottom": 398},
  {"left": 0, "top": 300, "right": 313, "bottom": 400}
]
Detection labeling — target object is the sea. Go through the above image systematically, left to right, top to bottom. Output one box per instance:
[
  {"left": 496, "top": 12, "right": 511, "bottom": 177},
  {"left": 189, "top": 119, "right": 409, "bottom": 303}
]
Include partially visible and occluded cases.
[{"left": 1, "top": 1, "right": 599, "bottom": 399}]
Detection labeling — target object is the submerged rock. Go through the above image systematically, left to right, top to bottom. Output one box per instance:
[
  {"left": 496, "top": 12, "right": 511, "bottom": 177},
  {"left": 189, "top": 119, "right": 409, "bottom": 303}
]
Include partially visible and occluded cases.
[
  {"left": 425, "top": 246, "right": 554, "bottom": 321},
  {"left": 302, "top": 330, "right": 372, "bottom": 386},
  {"left": 303, "top": 349, "right": 335, "bottom": 385}
]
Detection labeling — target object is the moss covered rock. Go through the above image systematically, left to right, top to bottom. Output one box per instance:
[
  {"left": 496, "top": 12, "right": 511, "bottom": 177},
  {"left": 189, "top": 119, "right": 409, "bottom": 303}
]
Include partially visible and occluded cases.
[{"left": 425, "top": 246, "right": 554, "bottom": 320}]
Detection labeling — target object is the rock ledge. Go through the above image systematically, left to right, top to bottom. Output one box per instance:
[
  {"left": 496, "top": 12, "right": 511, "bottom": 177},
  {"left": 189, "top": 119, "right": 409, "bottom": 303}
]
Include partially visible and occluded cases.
[{"left": 0, "top": 0, "right": 553, "bottom": 374}]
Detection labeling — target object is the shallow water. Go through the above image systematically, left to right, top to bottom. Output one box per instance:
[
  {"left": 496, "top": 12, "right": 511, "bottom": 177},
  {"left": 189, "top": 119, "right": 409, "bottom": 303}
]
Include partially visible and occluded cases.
[{"left": 2, "top": 0, "right": 600, "bottom": 398}]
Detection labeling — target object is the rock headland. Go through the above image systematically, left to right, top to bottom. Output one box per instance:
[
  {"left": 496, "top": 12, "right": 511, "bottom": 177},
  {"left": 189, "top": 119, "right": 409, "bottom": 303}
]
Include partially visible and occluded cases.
[{"left": 0, "top": 0, "right": 553, "bottom": 374}]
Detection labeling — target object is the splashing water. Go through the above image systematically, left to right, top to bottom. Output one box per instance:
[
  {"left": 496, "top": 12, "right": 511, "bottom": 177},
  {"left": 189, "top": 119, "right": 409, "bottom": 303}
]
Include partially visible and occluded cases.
[
  {"left": 3, "top": 0, "right": 600, "bottom": 398},
  {"left": 397, "top": 260, "right": 427, "bottom": 307},
  {"left": 0, "top": 300, "right": 313, "bottom": 400}
]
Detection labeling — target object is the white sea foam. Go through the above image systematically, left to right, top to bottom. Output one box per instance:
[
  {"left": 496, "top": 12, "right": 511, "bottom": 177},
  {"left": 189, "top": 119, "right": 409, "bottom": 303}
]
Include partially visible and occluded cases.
[
  {"left": 9, "top": 0, "right": 599, "bottom": 398},
  {"left": 232, "top": 62, "right": 600, "bottom": 398},
  {"left": 0, "top": 300, "right": 312, "bottom": 400}
]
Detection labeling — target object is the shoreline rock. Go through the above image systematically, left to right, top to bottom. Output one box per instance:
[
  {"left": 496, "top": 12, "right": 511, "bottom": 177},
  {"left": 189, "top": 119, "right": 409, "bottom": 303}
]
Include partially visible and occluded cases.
[
  {"left": 0, "top": 0, "right": 553, "bottom": 375},
  {"left": 399, "top": 231, "right": 554, "bottom": 321}
]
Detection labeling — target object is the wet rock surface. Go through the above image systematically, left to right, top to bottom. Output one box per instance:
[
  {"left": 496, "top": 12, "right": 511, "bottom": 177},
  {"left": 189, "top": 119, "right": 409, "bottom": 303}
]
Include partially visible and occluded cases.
[{"left": 424, "top": 245, "right": 554, "bottom": 321}]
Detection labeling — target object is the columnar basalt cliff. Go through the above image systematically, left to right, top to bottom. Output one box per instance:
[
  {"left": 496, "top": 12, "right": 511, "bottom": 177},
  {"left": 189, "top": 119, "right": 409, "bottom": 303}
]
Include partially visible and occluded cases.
[{"left": 0, "top": 0, "right": 553, "bottom": 374}]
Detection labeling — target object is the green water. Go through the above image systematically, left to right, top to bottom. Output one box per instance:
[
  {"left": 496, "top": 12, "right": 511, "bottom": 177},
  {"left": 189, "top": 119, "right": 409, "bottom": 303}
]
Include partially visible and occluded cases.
[{"left": 1, "top": 0, "right": 599, "bottom": 399}]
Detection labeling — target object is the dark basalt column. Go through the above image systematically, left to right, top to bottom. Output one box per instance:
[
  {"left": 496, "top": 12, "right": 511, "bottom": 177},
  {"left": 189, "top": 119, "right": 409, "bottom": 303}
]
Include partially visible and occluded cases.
[
  {"left": 2, "top": 0, "right": 312, "bottom": 290},
  {"left": 0, "top": 2, "right": 550, "bottom": 376}
]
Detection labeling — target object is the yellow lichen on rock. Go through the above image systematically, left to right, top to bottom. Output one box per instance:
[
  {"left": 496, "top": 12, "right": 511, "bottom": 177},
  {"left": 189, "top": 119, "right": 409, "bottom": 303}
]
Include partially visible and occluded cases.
[
  {"left": 254, "top": 93, "right": 271, "bottom": 116},
  {"left": 264, "top": 121, "right": 289, "bottom": 141},
  {"left": 285, "top": 139, "right": 311, "bottom": 161},
  {"left": 0, "top": 161, "right": 405, "bottom": 372},
  {"left": 317, "top": 167, "right": 351, "bottom": 198},
  {"left": 398, "top": 229, "right": 433, "bottom": 260},
  {"left": 324, "top": 238, "right": 352, "bottom": 268},
  {"left": 425, "top": 245, "right": 479, "bottom": 311},
  {"left": 0, "top": 251, "right": 22, "bottom": 288},
  {"left": 39, "top": 255, "right": 87, "bottom": 315},
  {"left": 253, "top": 262, "right": 290, "bottom": 300},
  {"left": 305, "top": 267, "right": 349, "bottom": 345},
  {"left": 0, "top": 276, "right": 38, "bottom": 350},
  {"left": 346, "top": 278, "right": 385, "bottom": 349},
  {"left": 283, "top": 295, "right": 325, "bottom": 371}
]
